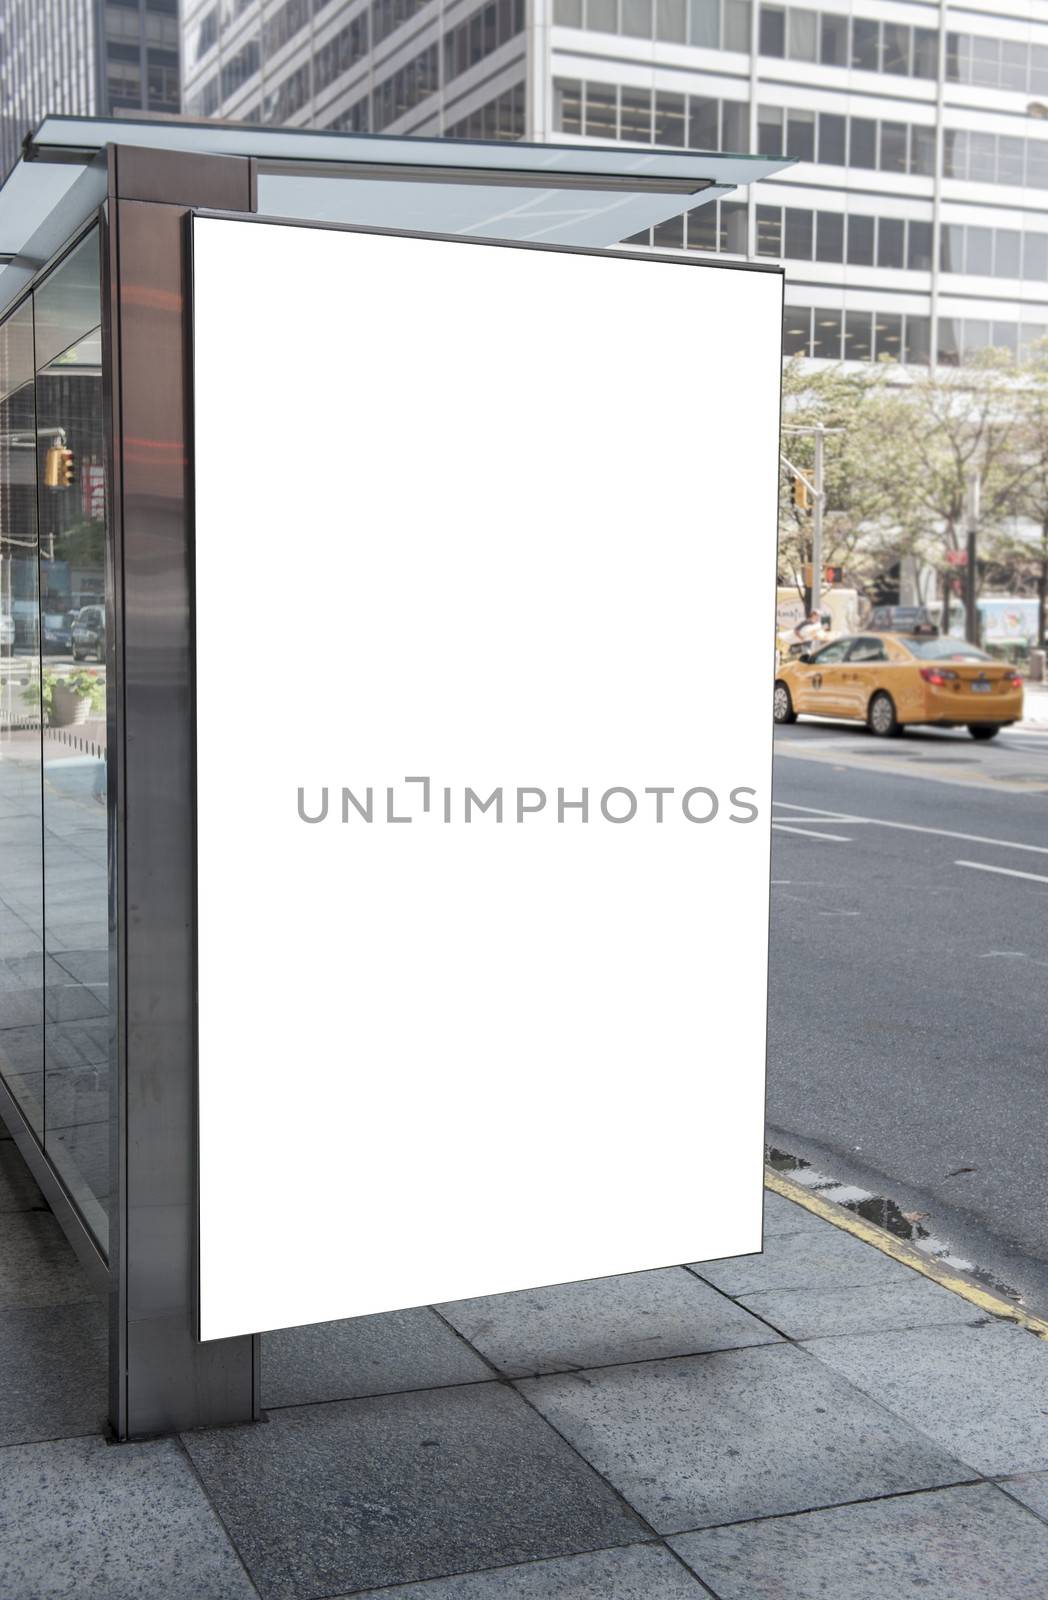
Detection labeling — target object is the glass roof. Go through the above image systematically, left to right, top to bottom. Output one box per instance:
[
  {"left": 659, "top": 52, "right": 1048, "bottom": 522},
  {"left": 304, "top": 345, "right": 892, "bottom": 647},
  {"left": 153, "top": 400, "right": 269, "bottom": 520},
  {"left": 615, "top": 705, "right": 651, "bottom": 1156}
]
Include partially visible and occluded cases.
[{"left": 0, "top": 115, "right": 792, "bottom": 313}]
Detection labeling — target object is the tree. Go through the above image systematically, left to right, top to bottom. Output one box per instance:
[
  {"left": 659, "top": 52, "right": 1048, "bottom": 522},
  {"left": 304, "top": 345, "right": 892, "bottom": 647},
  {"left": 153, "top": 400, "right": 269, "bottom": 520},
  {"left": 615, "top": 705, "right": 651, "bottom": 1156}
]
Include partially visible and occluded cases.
[
  {"left": 1012, "top": 349, "right": 1048, "bottom": 649},
  {"left": 779, "top": 358, "right": 925, "bottom": 597}
]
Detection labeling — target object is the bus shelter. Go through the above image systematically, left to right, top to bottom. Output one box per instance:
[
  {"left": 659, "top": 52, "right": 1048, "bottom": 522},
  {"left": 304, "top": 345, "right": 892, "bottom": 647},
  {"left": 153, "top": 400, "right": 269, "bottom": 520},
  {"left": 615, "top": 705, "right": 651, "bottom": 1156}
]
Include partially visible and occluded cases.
[{"left": 0, "top": 115, "right": 788, "bottom": 1438}]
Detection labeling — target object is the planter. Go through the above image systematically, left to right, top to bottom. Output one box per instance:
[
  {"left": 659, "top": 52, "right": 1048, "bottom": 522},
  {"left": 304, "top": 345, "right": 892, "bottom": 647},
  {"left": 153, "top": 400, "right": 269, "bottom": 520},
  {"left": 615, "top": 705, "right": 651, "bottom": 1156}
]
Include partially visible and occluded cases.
[{"left": 49, "top": 680, "right": 94, "bottom": 728}]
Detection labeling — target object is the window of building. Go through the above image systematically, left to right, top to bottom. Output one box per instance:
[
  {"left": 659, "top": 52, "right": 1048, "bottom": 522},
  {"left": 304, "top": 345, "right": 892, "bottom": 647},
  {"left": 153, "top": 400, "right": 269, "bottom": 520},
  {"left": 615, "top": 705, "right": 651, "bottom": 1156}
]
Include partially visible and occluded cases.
[
  {"left": 444, "top": 0, "right": 525, "bottom": 84},
  {"left": 759, "top": 4, "right": 785, "bottom": 56},
  {"left": 787, "top": 6, "right": 816, "bottom": 61},
  {"left": 819, "top": 12, "right": 846, "bottom": 66},
  {"left": 315, "top": 15, "right": 369, "bottom": 93},
  {"left": 851, "top": 17, "right": 878, "bottom": 72},
  {"left": 553, "top": 78, "right": 582, "bottom": 133},
  {"left": 447, "top": 81, "right": 526, "bottom": 139},
  {"left": 586, "top": 84, "right": 617, "bottom": 139},
  {"left": 655, "top": 92, "right": 686, "bottom": 145},
  {"left": 818, "top": 113, "right": 845, "bottom": 165},
  {"left": 756, "top": 204, "right": 782, "bottom": 255},
  {"left": 784, "top": 207, "right": 813, "bottom": 259},
  {"left": 816, "top": 211, "right": 843, "bottom": 262},
  {"left": 846, "top": 214, "right": 874, "bottom": 266},
  {"left": 877, "top": 217, "right": 904, "bottom": 270}
]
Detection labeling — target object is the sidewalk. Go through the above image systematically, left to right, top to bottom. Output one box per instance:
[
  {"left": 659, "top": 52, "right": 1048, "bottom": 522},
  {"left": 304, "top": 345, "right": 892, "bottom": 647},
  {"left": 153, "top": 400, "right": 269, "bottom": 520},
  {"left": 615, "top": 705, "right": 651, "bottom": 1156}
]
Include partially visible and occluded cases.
[
  {"left": 1020, "top": 679, "right": 1048, "bottom": 727},
  {"left": 2, "top": 1122, "right": 1048, "bottom": 1599}
]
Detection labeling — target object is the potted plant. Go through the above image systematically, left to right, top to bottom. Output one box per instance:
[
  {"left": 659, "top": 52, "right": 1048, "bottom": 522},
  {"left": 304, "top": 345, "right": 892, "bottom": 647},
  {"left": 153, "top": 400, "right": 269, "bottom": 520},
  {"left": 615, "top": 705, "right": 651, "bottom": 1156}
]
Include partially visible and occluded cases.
[{"left": 43, "top": 668, "right": 105, "bottom": 728}]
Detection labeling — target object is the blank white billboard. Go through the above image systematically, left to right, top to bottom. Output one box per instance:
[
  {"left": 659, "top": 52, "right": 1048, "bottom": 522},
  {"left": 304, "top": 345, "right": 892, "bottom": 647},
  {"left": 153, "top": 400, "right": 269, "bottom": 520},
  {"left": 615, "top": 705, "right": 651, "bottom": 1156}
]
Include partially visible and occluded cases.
[{"left": 191, "top": 215, "right": 782, "bottom": 1341}]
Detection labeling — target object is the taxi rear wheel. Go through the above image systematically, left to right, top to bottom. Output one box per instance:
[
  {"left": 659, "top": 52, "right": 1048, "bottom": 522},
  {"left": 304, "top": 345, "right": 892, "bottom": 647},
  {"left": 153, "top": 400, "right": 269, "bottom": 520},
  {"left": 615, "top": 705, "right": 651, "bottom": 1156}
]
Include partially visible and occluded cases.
[
  {"left": 773, "top": 682, "right": 796, "bottom": 724},
  {"left": 868, "top": 691, "right": 901, "bottom": 738},
  {"left": 969, "top": 724, "right": 1000, "bottom": 741}
]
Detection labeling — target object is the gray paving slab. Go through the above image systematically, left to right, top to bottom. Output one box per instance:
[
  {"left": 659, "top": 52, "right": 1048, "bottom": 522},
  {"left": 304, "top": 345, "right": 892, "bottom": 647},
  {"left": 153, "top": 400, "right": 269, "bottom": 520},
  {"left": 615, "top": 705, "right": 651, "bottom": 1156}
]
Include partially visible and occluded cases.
[
  {"left": 0, "top": 1138, "right": 45, "bottom": 1212},
  {"left": 761, "top": 1191, "right": 826, "bottom": 1236},
  {"left": 0, "top": 1210, "right": 97, "bottom": 1308},
  {"left": 691, "top": 1226, "right": 909, "bottom": 1297},
  {"left": 437, "top": 1267, "right": 781, "bottom": 1378},
  {"left": 739, "top": 1275, "right": 979, "bottom": 1340},
  {"left": 0, "top": 1300, "right": 107, "bottom": 1445},
  {"left": 262, "top": 1307, "right": 491, "bottom": 1408},
  {"left": 804, "top": 1321, "right": 1048, "bottom": 1476},
  {"left": 517, "top": 1342, "right": 968, "bottom": 1535},
  {"left": 182, "top": 1379, "right": 645, "bottom": 1600},
  {"left": 0, "top": 1435, "right": 259, "bottom": 1599},
  {"left": 1000, "top": 1472, "right": 1048, "bottom": 1522},
  {"left": 670, "top": 1483, "right": 1048, "bottom": 1600},
  {"left": 340, "top": 1544, "right": 705, "bottom": 1598}
]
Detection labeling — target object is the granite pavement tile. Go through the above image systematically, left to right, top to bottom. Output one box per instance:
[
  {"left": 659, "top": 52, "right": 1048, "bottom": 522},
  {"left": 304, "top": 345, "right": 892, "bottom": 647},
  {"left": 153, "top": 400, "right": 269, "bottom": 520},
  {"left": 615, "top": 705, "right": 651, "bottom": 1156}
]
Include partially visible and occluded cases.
[
  {"left": 0, "top": 1138, "right": 45, "bottom": 1212},
  {"left": 761, "top": 1192, "right": 827, "bottom": 1236},
  {"left": 0, "top": 1211, "right": 98, "bottom": 1309},
  {"left": 691, "top": 1227, "right": 910, "bottom": 1297},
  {"left": 437, "top": 1267, "right": 780, "bottom": 1378},
  {"left": 739, "top": 1275, "right": 979, "bottom": 1340},
  {"left": 0, "top": 1300, "right": 107, "bottom": 1444},
  {"left": 262, "top": 1307, "right": 490, "bottom": 1408},
  {"left": 804, "top": 1321, "right": 1048, "bottom": 1476},
  {"left": 517, "top": 1342, "right": 969, "bottom": 1534},
  {"left": 182, "top": 1379, "right": 645, "bottom": 1600},
  {"left": 0, "top": 1435, "right": 259, "bottom": 1599},
  {"left": 999, "top": 1471, "right": 1048, "bottom": 1522},
  {"left": 670, "top": 1483, "right": 1048, "bottom": 1600},
  {"left": 339, "top": 1544, "right": 705, "bottom": 1598}
]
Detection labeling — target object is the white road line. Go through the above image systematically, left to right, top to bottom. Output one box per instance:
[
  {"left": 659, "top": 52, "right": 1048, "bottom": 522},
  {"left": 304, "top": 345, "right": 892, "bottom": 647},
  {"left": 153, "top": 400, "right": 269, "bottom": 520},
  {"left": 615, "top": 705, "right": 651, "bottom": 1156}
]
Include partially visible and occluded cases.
[
  {"left": 773, "top": 801, "right": 1048, "bottom": 858},
  {"left": 772, "top": 822, "right": 852, "bottom": 842},
  {"left": 956, "top": 860, "right": 1048, "bottom": 886}
]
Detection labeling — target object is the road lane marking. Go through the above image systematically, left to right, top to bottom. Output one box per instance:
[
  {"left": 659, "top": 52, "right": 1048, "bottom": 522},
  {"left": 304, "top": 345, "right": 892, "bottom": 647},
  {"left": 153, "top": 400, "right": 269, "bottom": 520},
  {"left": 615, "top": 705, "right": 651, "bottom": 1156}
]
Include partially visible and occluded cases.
[
  {"left": 774, "top": 800, "right": 1048, "bottom": 857},
  {"left": 771, "top": 822, "right": 852, "bottom": 842},
  {"left": 956, "top": 860, "right": 1048, "bottom": 886},
  {"left": 979, "top": 951, "right": 1048, "bottom": 970}
]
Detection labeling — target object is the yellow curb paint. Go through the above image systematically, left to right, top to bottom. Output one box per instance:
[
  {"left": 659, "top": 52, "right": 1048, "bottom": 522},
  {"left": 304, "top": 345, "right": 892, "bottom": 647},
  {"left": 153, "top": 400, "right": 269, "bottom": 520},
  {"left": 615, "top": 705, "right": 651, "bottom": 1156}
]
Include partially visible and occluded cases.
[{"left": 765, "top": 1167, "right": 1048, "bottom": 1343}]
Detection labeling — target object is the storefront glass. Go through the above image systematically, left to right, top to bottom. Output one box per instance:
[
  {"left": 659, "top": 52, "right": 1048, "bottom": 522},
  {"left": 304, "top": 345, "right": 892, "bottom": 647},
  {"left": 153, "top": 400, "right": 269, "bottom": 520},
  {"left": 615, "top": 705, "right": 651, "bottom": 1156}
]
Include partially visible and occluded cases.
[{"left": 0, "top": 226, "right": 110, "bottom": 1250}]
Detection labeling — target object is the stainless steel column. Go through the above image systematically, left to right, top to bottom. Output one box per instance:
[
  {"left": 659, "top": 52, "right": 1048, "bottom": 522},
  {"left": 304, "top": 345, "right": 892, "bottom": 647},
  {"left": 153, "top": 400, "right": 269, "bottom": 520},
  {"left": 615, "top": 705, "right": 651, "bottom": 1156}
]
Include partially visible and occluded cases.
[{"left": 103, "top": 144, "right": 259, "bottom": 1438}]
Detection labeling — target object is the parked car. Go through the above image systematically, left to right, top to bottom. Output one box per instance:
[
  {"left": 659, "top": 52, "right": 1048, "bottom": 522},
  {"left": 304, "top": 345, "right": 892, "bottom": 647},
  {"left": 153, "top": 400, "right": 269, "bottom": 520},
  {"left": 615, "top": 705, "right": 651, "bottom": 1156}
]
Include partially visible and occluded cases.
[
  {"left": 865, "top": 604, "right": 938, "bottom": 637},
  {"left": 71, "top": 605, "right": 105, "bottom": 662},
  {"left": 42, "top": 612, "right": 73, "bottom": 654},
  {"left": 773, "top": 632, "right": 1023, "bottom": 740}
]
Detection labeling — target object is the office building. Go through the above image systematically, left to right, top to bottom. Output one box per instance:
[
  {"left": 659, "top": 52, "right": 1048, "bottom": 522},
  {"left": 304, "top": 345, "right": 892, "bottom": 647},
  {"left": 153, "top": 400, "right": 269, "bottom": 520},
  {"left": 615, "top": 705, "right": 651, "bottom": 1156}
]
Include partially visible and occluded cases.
[
  {"left": 0, "top": 1, "right": 180, "bottom": 180},
  {"left": 183, "top": 1, "right": 1048, "bottom": 367}
]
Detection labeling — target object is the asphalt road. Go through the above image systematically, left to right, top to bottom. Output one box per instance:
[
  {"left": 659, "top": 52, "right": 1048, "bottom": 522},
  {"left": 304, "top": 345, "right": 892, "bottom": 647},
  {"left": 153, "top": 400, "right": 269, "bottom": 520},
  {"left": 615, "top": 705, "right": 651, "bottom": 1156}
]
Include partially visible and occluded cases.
[{"left": 768, "top": 716, "right": 1048, "bottom": 1315}]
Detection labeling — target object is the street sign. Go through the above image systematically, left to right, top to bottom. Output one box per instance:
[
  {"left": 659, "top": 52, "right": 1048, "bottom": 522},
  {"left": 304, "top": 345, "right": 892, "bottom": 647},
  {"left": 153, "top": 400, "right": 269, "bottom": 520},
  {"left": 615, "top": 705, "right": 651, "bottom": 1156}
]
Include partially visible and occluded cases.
[
  {"left": 191, "top": 216, "right": 781, "bottom": 1342},
  {"left": 946, "top": 550, "right": 969, "bottom": 566}
]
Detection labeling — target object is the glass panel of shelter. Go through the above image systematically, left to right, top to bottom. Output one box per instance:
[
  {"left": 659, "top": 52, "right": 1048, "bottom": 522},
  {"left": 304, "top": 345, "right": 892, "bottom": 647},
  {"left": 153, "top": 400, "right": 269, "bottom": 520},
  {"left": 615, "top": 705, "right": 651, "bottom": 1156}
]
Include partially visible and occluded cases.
[
  {"left": 0, "top": 226, "right": 110, "bottom": 1251},
  {"left": 34, "top": 229, "right": 110, "bottom": 1249},
  {"left": 0, "top": 300, "right": 45, "bottom": 1140}
]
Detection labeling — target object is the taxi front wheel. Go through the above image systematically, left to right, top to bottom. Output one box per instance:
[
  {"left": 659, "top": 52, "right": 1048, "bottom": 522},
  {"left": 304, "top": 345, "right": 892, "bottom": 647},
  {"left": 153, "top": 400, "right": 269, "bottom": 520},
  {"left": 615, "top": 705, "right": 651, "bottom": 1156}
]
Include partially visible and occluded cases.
[
  {"left": 773, "top": 682, "right": 796, "bottom": 724},
  {"left": 868, "top": 691, "right": 901, "bottom": 738},
  {"left": 969, "top": 724, "right": 1000, "bottom": 741}
]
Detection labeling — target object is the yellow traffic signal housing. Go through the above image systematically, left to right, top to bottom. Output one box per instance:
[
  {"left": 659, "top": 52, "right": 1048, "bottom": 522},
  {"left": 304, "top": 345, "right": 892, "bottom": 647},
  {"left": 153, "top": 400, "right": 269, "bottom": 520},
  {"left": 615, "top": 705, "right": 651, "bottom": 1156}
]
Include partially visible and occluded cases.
[
  {"left": 44, "top": 446, "right": 75, "bottom": 488},
  {"left": 792, "top": 475, "right": 810, "bottom": 511}
]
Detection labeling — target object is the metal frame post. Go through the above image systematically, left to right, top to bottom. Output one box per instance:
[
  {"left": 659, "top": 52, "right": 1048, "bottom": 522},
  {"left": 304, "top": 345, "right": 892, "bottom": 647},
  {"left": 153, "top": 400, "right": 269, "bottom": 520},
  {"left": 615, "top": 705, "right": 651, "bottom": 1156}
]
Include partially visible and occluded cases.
[{"left": 103, "top": 143, "right": 259, "bottom": 1438}]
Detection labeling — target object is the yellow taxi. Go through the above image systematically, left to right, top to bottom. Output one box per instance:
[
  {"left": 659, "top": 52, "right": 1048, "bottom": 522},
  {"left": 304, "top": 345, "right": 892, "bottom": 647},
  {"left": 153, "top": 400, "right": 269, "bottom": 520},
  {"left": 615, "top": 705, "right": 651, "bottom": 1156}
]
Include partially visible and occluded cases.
[{"left": 773, "top": 632, "right": 1024, "bottom": 740}]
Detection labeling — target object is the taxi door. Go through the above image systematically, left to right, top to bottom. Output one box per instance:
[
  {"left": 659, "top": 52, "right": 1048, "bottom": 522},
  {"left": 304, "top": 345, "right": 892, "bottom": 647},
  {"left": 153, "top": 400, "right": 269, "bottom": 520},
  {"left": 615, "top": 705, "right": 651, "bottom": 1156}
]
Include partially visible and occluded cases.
[
  {"left": 838, "top": 635, "right": 889, "bottom": 719},
  {"left": 791, "top": 639, "right": 851, "bottom": 716}
]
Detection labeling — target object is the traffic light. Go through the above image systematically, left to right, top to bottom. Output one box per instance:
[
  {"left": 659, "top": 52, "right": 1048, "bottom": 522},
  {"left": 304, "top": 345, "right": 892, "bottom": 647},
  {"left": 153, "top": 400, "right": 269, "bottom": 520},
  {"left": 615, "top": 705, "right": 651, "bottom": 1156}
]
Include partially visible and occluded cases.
[
  {"left": 43, "top": 446, "right": 75, "bottom": 488},
  {"left": 792, "top": 475, "right": 811, "bottom": 511},
  {"left": 823, "top": 564, "right": 844, "bottom": 585}
]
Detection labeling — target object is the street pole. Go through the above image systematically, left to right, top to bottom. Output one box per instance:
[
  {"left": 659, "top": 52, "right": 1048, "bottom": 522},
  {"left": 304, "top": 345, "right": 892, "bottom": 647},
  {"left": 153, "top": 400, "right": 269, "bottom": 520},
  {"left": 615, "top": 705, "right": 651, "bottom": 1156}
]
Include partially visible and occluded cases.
[
  {"left": 812, "top": 425, "right": 824, "bottom": 620},
  {"left": 964, "top": 471, "right": 980, "bottom": 646}
]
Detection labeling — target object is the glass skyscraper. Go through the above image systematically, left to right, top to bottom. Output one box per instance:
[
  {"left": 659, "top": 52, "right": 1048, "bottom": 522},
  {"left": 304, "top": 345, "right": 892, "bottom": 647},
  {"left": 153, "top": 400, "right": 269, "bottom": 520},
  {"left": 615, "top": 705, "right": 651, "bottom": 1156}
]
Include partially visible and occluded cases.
[{"left": 0, "top": 1, "right": 180, "bottom": 181}]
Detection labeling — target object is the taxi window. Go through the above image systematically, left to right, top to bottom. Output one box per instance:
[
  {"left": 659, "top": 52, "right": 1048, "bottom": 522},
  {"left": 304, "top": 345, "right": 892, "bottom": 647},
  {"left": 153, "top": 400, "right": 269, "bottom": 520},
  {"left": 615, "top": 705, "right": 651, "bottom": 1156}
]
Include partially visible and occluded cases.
[
  {"left": 846, "top": 636, "right": 887, "bottom": 663},
  {"left": 907, "top": 637, "right": 992, "bottom": 662},
  {"left": 809, "top": 639, "right": 849, "bottom": 663}
]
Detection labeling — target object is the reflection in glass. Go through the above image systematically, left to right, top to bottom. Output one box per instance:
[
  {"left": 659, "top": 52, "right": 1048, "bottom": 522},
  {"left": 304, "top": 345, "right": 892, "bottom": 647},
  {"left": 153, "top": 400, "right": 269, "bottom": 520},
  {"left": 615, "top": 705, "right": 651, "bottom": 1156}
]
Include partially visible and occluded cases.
[
  {"left": 35, "top": 230, "right": 110, "bottom": 1248},
  {"left": 0, "top": 301, "right": 44, "bottom": 1137}
]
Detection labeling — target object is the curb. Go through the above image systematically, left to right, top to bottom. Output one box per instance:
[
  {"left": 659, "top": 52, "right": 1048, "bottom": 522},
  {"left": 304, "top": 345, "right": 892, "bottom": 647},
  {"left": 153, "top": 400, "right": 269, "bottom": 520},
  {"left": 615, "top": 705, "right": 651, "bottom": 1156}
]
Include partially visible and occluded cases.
[{"left": 766, "top": 1167, "right": 1048, "bottom": 1343}]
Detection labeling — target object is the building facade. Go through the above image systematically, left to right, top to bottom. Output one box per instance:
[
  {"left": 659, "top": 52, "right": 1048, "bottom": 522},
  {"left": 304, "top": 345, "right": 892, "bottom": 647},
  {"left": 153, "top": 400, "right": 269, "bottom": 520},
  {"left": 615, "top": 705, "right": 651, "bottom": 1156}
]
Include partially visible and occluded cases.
[
  {"left": 182, "top": 0, "right": 1048, "bottom": 369},
  {"left": 0, "top": 2, "right": 180, "bottom": 181}
]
